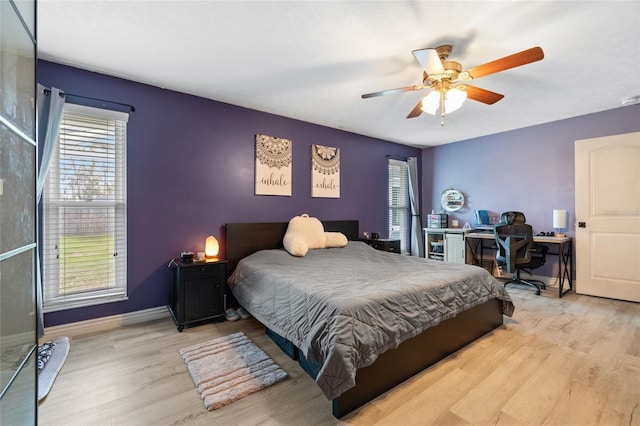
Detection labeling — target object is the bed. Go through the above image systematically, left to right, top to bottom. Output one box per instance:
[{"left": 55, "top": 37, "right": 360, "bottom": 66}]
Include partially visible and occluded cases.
[{"left": 225, "top": 220, "right": 514, "bottom": 418}]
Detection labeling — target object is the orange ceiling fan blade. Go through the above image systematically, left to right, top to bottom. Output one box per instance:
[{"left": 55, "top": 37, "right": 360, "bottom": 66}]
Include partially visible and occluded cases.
[
  {"left": 466, "top": 46, "right": 544, "bottom": 80},
  {"left": 362, "top": 85, "right": 424, "bottom": 99},
  {"left": 464, "top": 85, "right": 505, "bottom": 104},
  {"left": 406, "top": 100, "right": 424, "bottom": 118}
]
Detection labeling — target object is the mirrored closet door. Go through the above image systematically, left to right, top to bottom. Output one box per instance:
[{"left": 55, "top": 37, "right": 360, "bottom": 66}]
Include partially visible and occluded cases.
[{"left": 0, "top": 0, "right": 38, "bottom": 423}]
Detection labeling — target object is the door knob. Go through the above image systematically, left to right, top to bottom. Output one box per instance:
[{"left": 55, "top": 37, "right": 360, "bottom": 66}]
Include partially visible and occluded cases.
[{"left": 578, "top": 222, "right": 586, "bottom": 228}]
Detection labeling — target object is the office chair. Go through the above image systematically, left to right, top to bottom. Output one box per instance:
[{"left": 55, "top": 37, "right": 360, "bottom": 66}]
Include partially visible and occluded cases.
[
  {"left": 498, "top": 211, "right": 547, "bottom": 259},
  {"left": 500, "top": 211, "right": 526, "bottom": 225},
  {"left": 494, "top": 221, "right": 548, "bottom": 295}
]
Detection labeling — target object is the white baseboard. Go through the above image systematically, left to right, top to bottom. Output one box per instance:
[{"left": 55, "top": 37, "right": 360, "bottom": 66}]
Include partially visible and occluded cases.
[{"left": 42, "top": 306, "right": 170, "bottom": 342}]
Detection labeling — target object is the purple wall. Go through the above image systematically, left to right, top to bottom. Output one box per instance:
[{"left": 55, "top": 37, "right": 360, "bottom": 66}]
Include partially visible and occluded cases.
[
  {"left": 38, "top": 59, "right": 640, "bottom": 327},
  {"left": 38, "top": 61, "right": 420, "bottom": 327},
  {"left": 422, "top": 104, "right": 640, "bottom": 277}
]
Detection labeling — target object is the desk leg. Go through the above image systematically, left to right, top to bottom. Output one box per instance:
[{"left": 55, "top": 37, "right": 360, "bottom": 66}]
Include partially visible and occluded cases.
[
  {"left": 465, "top": 238, "right": 482, "bottom": 266},
  {"left": 468, "top": 238, "right": 489, "bottom": 267},
  {"left": 558, "top": 240, "right": 573, "bottom": 298}
]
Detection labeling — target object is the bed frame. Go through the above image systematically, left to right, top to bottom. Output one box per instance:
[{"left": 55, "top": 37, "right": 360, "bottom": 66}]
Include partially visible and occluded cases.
[{"left": 225, "top": 220, "right": 504, "bottom": 418}]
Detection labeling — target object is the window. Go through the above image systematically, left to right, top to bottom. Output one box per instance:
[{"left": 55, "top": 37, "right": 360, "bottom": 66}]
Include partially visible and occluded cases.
[
  {"left": 43, "top": 104, "right": 128, "bottom": 312},
  {"left": 388, "top": 158, "right": 410, "bottom": 253}
]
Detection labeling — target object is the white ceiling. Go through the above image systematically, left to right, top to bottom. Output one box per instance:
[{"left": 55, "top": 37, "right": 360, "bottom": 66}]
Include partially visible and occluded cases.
[{"left": 37, "top": 1, "right": 640, "bottom": 148}]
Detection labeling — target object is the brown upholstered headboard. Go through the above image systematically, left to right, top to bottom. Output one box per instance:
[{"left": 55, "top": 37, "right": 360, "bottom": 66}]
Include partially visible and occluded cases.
[{"left": 225, "top": 220, "right": 359, "bottom": 274}]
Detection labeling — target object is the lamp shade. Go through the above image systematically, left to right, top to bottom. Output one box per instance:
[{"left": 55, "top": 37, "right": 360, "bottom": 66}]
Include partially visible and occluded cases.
[
  {"left": 444, "top": 88, "right": 467, "bottom": 113},
  {"left": 421, "top": 91, "right": 440, "bottom": 115},
  {"left": 553, "top": 209, "right": 567, "bottom": 229},
  {"left": 205, "top": 235, "right": 219, "bottom": 258}
]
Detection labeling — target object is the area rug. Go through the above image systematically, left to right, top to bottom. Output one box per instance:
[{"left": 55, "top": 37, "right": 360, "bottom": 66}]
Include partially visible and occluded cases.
[
  {"left": 179, "top": 332, "right": 288, "bottom": 410},
  {"left": 38, "top": 336, "right": 70, "bottom": 401}
]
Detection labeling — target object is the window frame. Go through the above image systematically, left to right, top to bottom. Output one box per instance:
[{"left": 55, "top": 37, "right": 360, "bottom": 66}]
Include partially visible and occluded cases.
[
  {"left": 42, "top": 103, "right": 128, "bottom": 312},
  {"left": 388, "top": 158, "right": 410, "bottom": 253}
]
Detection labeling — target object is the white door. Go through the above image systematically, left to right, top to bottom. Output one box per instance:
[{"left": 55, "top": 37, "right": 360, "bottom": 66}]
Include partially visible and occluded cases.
[{"left": 575, "top": 132, "right": 640, "bottom": 302}]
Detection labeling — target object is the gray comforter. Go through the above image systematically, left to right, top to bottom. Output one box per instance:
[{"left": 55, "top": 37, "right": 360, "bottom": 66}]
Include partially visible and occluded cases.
[{"left": 228, "top": 241, "right": 514, "bottom": 400}]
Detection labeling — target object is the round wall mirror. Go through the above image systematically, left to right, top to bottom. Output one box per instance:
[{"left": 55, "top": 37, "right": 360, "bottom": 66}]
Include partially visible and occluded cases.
[{"left": 440, "top": 189, "right": 465, "bottom": 212}]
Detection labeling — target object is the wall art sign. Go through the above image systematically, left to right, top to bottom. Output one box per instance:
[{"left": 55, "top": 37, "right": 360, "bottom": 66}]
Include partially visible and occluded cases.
[
  {"left": 255, "top": 134, "right": 292, "bottom": 196},
  {"left": 311, "top": 144, "right": 340, "bottom": 198},
  {"left": 440, "top": 188, "right": 465, "bottom": 212}
]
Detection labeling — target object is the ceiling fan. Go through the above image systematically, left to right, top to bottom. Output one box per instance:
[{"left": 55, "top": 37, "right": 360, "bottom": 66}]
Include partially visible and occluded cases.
[{"left": 361, "top": 45, "right": 544, "bottom": 125}]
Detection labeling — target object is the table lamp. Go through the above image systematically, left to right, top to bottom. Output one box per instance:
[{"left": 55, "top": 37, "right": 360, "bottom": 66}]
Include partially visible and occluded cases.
[
  {"left": 553, "top": 210, "right": 567, "bottom": 237},
  {"left": 205, "top": 235, "right": 219, "bottom": 259}
]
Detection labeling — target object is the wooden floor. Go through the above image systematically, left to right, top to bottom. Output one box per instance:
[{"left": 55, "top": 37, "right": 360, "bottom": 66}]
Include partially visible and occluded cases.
[{"left": 38, "top": 287, "right": 640, "bottom": 426}]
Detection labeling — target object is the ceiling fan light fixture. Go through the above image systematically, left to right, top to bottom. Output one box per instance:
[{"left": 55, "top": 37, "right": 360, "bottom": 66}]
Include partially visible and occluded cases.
[{"left": 420, "top": 88, "right": 467, "bottom": 116}]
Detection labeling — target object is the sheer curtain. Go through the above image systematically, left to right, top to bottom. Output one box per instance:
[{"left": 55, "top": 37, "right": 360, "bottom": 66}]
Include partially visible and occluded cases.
[
  {"left": 36, "top": 85, "right": 65, "bottom": 336},
  {"left": 407, "top": 157, "right": 423, "bottom": 257}
]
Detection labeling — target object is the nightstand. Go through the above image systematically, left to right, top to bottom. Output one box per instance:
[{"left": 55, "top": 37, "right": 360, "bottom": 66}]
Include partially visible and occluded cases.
[
  {"left": 360, "top": 238, "right": 401, "bottom": 254},
  {"left": 168, "top": 258, "right": 227, "bottom": 331}
]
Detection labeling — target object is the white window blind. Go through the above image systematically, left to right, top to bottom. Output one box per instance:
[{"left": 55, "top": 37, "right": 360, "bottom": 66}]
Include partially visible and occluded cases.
[
  {"left": 43, "top": 103, "right": 128, "bottom": 312},
  {"left": 388, "top": 158, "right": 410, "bottom": 253}
]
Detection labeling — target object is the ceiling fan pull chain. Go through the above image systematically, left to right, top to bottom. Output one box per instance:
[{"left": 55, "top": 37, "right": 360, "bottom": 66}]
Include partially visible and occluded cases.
[{"left": 440, "top": 89, "right": 446, "bottom": 126}]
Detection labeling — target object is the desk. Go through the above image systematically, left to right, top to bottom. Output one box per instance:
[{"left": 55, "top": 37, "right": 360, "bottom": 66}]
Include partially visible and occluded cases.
[{"left": 465, "top": 232, "right": 573, "bottom": 298}]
